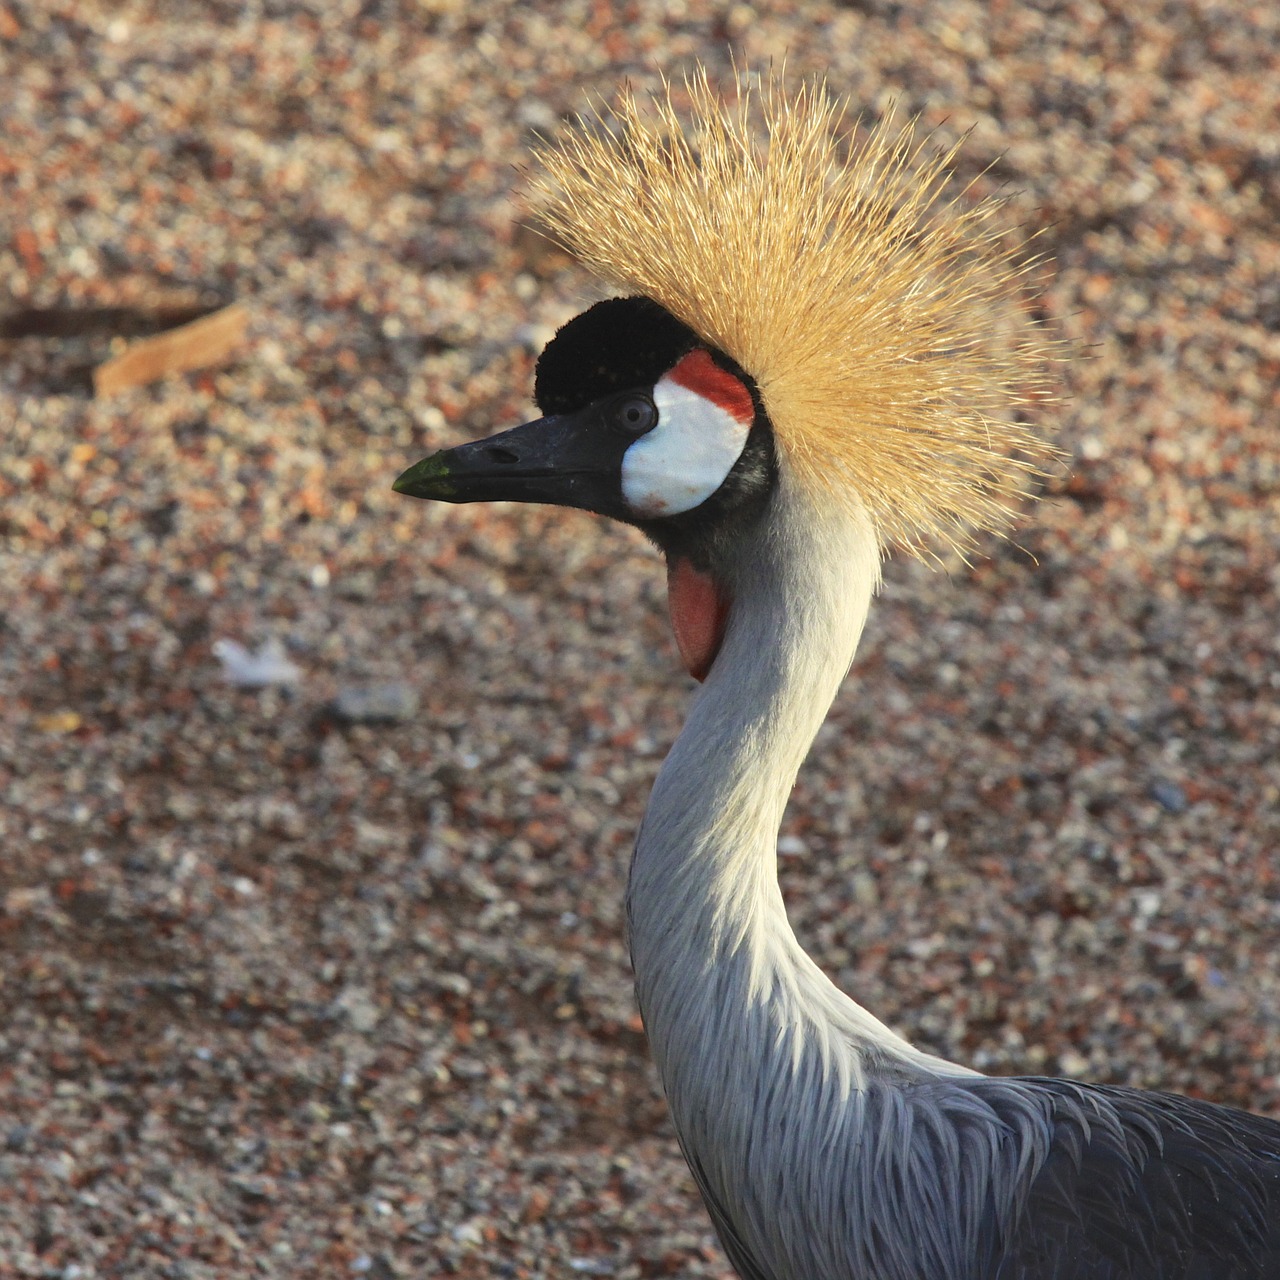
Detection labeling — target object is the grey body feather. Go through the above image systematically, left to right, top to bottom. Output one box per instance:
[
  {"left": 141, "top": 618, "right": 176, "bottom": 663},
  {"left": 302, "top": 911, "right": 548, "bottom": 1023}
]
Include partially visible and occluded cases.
[
  {"left": 626, "top": 478, "right": 1280, "bottom": 1280},
  {"left": 684, "top": 1072, "right": 1280, "bottom": 1280},
  {"left": 990, "top": 1078, "right": 1280, "bottom": 1278}
]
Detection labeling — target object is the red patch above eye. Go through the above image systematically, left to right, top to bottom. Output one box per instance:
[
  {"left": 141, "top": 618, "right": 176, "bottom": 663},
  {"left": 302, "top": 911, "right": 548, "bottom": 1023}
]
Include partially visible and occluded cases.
[{"left": 667, "top": 349, "right": 755, "bottom": 425}]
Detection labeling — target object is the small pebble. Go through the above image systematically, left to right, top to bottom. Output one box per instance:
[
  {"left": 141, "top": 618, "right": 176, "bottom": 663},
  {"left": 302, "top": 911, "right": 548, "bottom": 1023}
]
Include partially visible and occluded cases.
[
  {"left": 331, "top": 682, "right": 421, "bottom": 724},
  {"left": 1151, "top": 780, "right": 1188, "bottom": 814}
]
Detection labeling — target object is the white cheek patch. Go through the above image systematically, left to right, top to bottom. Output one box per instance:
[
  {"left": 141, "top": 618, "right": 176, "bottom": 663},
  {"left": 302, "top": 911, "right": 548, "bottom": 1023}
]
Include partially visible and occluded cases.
[{"left": 621, "top": 374, "right": 752, "bottom": 518}]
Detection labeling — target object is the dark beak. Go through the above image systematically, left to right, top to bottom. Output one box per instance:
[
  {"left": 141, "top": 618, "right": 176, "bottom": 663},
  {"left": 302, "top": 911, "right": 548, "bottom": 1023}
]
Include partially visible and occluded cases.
[{"left": 393, "top": 406, "right": 629, "bottom": 518}]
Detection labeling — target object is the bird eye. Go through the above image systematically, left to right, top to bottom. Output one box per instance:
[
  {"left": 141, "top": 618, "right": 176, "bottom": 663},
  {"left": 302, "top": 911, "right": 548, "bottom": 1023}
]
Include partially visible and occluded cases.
[{"left": 616, "top": 395, "right": 657, "bottom": 436}]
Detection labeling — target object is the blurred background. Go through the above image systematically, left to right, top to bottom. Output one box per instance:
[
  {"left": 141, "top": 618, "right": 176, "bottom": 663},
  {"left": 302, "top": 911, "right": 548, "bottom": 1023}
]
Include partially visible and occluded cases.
[{"left": 1, "top": 1, "right": 1277, "bottom": 1275}]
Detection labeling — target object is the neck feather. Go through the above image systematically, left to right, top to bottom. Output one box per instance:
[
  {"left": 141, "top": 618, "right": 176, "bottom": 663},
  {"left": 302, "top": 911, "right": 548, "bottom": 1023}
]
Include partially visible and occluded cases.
[
  {"left": 626, "top": 477, "right": 982, "bottom": 1280},
  {"left": 629, "top": 477, "right": 963, "bottom": 1097}
]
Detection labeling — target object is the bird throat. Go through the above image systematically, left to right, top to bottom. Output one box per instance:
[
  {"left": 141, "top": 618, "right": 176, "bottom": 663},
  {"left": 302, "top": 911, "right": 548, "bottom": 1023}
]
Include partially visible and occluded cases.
[{"left": 666, "top": 556, "right": 731, "bottom": 682}]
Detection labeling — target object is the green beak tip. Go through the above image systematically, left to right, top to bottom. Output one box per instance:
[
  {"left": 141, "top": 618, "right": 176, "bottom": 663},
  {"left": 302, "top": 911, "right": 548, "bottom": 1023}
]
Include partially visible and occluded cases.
[{"left": 393, "top": 452, "right": 454, "bottom": 499}]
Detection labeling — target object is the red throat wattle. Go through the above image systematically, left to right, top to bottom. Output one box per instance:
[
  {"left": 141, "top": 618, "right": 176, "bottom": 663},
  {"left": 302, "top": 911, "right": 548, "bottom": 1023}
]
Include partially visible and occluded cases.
[{"left": 666, "top": 556, "right": 732, "bottom": 682}]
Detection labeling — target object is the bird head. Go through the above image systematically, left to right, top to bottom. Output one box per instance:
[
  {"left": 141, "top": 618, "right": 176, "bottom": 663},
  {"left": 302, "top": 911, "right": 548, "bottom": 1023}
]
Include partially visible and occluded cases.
[
  {"left": 394, "top": 69, "right": 1055, "bottom": 680},
  {"left": 394, "top": 295, "right": 778, "bottom": 677}
]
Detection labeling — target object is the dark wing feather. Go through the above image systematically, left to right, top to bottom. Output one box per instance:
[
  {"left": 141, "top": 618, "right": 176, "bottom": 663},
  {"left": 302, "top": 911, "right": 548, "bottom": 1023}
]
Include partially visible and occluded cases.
[
  {"left": 667, "top": 1068, "right": 1278, "bottom": 1280},
  {"left": 983, "top": 1078, "right": 1280, "bottom": 1279}
]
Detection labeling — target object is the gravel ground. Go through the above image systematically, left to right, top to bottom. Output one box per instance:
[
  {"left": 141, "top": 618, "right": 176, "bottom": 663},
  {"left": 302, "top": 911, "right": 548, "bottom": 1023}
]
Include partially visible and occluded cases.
[{"left": 1, "top": 2, "right": 1278, "bottom": 1276}]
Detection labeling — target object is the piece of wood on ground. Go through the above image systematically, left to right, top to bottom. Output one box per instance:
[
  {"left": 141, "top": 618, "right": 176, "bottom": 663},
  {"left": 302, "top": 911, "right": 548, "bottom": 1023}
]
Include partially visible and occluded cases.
[{"left": 93, "top": 302, "right": 249, "bottom": 396}]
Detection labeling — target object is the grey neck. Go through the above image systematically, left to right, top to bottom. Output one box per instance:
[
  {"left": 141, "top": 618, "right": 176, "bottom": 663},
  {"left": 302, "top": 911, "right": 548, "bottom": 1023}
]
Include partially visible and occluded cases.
[
  {"left": 623, "top": 480, "right": 1010, "bottom": 1280},
  {"left": 628, "top": 481, "right": 959, "bottom": 1096}
]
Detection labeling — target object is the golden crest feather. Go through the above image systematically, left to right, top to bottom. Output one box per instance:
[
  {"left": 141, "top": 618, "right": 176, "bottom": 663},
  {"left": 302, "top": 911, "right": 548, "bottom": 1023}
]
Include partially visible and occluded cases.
[{"left": 528, "top": 67, "right": 1057, "bottom": 556}]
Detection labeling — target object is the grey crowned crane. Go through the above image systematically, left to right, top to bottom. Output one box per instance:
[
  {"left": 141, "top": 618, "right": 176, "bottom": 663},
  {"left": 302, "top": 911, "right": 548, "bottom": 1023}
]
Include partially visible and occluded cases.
[{"left": 393, "top": 71, "right": 1280, "bottom": 1280}]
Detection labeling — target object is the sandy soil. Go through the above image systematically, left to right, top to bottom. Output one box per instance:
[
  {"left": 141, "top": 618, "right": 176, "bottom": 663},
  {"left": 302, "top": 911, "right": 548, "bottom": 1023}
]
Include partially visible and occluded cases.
[{"left": 1, "top": 1, "right": 1277, "bottom": 1275}]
